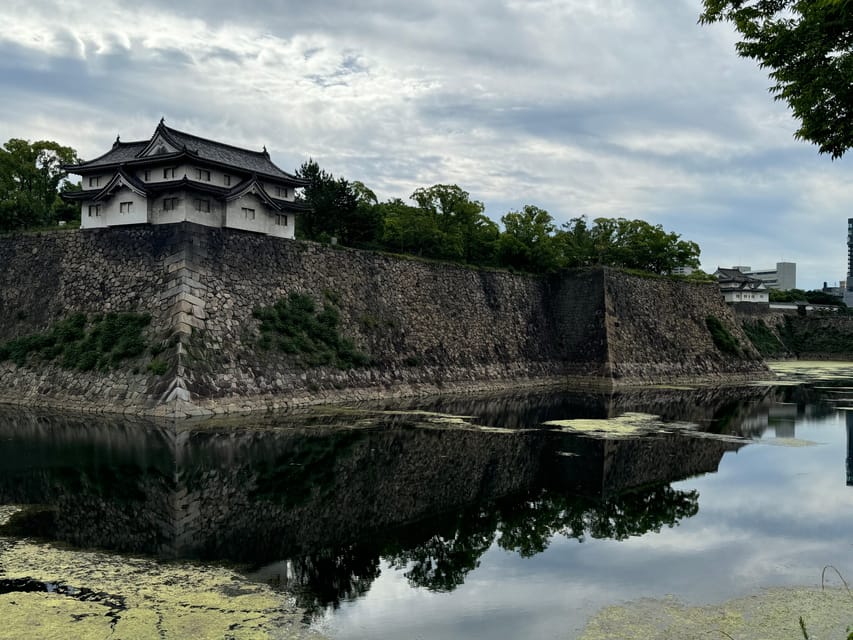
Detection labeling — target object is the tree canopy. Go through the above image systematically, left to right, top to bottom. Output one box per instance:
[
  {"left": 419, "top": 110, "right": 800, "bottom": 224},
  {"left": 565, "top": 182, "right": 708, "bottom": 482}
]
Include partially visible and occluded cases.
[
  {"left": 700, "top": 0, "right": 853, "bottom": 158},
  {"left": 0, "top": 138, "right": 79, "bottom": 232},
  {"left": 294, "top": 160, "right": 702, "bottom": 276}
]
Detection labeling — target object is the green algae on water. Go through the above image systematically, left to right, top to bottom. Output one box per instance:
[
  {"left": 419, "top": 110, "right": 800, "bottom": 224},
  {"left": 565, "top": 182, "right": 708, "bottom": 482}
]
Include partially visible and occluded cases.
[
  {"left": 543, "top": 412, "right": 699, "bottom": 438},
  {"left": 0, "top": 538, "right": 327, "bottom": 640},
  {"left": 578, "top": 587, "right": 853, "bottom": 640}
]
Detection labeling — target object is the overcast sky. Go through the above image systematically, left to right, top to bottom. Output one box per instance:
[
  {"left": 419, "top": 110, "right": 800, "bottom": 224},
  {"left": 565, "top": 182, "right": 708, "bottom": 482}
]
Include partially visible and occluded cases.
[{"left": 1, "top": 0, "right": 848, "bottom": 289}]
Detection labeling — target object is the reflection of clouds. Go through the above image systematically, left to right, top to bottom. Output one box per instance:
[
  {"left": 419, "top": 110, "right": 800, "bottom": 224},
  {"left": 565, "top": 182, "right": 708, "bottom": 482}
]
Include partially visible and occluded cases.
[
  {"left": 0, "top": 0, "right": 850, "bottom": 286},
  {"left": 319, "top": 414, "right": 853, "bottom": 639}
]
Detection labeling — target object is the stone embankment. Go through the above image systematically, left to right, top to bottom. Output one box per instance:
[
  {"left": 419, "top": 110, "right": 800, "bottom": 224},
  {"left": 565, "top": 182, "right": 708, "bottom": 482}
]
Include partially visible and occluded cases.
[
  {"left": 0, "top": 223, "right": 767, "bottom": 416},
  {"left": 733, "top": 304, "right": 853, "bottom": 360}
]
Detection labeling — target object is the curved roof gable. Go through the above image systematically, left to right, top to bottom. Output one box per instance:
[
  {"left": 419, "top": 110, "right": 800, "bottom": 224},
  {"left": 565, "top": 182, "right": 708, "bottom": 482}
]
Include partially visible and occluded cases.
[
  {"left": 65, "top": 119, "right": 308, "bottom": 185},
  {"left": 89, "top": 168, "right": 147, "bottom": 202}
]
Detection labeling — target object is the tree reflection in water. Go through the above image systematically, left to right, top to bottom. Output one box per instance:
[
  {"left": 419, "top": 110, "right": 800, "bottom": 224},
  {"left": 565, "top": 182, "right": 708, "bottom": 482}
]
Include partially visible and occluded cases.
[{"left": 284, "top": 482, "right": 699, "bottom": 615}]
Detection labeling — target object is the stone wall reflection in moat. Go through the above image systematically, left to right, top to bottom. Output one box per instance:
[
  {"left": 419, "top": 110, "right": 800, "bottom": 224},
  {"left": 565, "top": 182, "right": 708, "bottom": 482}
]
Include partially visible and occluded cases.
[{"left": 0, "top": 384, "right": 820, "bottom": 616}]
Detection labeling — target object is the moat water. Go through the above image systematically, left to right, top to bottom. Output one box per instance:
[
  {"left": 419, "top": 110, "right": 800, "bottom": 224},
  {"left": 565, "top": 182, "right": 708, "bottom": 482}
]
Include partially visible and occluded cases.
[{"left": 1, "top": 362, "right": 852, "bottom": 638}]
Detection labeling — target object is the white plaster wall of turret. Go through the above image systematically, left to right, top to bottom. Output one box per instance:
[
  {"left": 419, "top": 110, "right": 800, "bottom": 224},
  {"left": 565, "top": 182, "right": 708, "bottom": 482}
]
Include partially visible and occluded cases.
[
  {"left": 263, "top": 182, "right": 297, "bottom": 201},
  {"left": 100, "top": 186, "right": 147, "bottom": 227},
  {"left": 150, "top": 191, "right": 189, "bottom": 225},
  {"left": 225, "top": 193, "right": 294, "bottom": 239}
]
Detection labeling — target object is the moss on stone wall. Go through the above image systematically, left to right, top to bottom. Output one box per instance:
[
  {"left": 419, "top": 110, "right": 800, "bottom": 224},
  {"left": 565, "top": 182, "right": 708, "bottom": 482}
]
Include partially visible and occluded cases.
[
  {"left": 252, "top": 292, "right": 371, "bottom": 369},
  {"left": 0, "top": 312, "right": 152, "bottom": 371},
  {"left": 706, "top": 315, "right": 741, "bottom": 356},
  {"left": 779, "top": 315, "right": 853, "bottom": 355},
  {"left": 742, "top": 319, "right": 788, "bottom": 357}
]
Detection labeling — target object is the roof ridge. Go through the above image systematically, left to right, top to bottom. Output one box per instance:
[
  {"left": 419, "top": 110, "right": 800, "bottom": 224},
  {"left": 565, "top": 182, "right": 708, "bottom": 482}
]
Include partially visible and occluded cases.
[
  {"left": 164, "top": 124, "right": 268, "bottom": 156},
  {"left": 66, "top": 139, "right": 148, "bottom": 168}
]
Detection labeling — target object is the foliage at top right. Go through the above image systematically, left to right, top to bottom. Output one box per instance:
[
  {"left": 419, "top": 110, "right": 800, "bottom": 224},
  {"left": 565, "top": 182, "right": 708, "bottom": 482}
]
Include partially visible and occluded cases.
[{"left": 700, "top": 0, "right": 853, "bottom": 158}]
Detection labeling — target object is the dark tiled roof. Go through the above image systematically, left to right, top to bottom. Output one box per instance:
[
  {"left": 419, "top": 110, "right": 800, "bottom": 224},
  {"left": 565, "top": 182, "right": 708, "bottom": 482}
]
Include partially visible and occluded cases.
[
  {"left": 66, "top": 121, "right": 306, "bottom": 184},
  {"left": 160, "top": 125, "right": 301, "bottom": 181},
  {"left": 70, "top": 141, "right": 149, "bottom": 169},
  {"left": 715, "top": 268, "right": 754, "bottom": 282}
]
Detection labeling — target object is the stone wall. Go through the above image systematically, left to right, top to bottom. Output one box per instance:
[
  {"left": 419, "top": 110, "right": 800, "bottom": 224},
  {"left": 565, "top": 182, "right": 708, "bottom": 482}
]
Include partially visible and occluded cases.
[
  {"left": 0, "top": 224, "right": 768, "bottom": 415},
  {"left": 604, "top": 274, "right": 765, "bottom": 382},
  {"left": 734, "top": 306, "right": 853, "bottom": 360}
]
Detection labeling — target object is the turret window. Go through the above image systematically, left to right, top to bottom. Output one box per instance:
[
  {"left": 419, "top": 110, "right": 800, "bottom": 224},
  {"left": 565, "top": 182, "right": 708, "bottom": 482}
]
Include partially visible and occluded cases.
[
  {"left": 163, "top": 167, "right": 176, "bottom": 179},
  {"left": 195, "top": 168, "right": 211, "bottom": 182},
  {"left": 89, "top": 176, "right": 100, "bottom": 188},
  {"left": 163, "top": 197, "right": 178, "bottom": 211},
  {"left": 194, "top": 199, "right": 210, "bottom": 213},
  {"left": 119, "top": 201, "right": 133, "bottom": 214},
  {"left": 88, "top": 204, "right": 100, "bottom": 217},
  {"left": 242, "top": 207, "right": 255, "bottom": 220}
]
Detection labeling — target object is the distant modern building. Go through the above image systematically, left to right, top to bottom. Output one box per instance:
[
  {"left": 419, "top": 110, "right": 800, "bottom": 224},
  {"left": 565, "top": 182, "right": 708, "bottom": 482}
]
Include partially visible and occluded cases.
[
  {"left": 62, "top": 119, "right": 309, "bottom": 239},
  {"left": 730, "top": 262, "right": 796, "bottom": 291},
  {"left": 671, "top": 266, "right": 694, "bottom": 276},
  {"left": 714, "top": 268, "right": 769, "bottom": 304}
]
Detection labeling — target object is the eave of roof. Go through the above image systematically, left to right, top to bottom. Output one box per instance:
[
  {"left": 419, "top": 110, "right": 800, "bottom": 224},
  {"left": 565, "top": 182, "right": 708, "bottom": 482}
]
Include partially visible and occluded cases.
[{"left": 63, "top": 120, "right": 309, "bottom": 186}]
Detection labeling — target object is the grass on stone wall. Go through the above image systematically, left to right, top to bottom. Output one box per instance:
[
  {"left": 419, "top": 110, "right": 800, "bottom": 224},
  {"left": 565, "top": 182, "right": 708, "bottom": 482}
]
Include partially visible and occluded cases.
[
  {"left": 252, "top": 292, "right": 371, "bottom": 369},
  {"left": 0, "top": 312, "right": 152, "bottom": 371},
  {"left": 706, "top": 315, "right": 741, "bottom": 357},
  {"left": 779, "top": 316, "right": 853, "bottom": 355},
  {"left": 741, "top": 319, "right": 787, "bottom": 357}
]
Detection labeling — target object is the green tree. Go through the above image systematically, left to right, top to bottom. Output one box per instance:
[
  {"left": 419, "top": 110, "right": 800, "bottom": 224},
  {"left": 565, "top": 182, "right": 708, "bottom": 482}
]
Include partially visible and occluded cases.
[
  {"left": 700, "top": 0, "right": 853, "bottom": 158},
  {"left": 0, "top": 138, "right": 79, "bottom": 231},
  {"left": 295, "top": 160, "right": 382, "bottom": 246},
  {"left": 409, "top": 184, "right": 499, "bottom": 264},
  {"left": 379, "top": 198, "right": 445, "bottom": 257},
  {"left": 497, "top": 205, "right": 561, "bottom": 272},
  {"left": 556, "top": 217, "right": 701, "bottom": 274}
]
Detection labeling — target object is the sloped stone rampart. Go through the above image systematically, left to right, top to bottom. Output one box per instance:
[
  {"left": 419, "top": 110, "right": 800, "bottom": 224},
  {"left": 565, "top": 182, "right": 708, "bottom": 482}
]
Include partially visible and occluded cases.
[
  {"left": 0, "top": 224, "right": 768, "bottom": 415},
  {"left": 604, "top": 273, "right": 765, "bottom": 382}
]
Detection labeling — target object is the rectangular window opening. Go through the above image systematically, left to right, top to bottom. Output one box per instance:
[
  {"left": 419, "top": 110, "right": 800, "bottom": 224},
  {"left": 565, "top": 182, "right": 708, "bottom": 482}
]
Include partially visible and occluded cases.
[
  {"left": 163, "top": 167, "right": 176, "bottom": 179},
  {"left": 195, "top": 168, "right": 211, "bottom": 182},
  {"left": 224, "top": 174, "right": 231, "bottom": 187},
  {"left": 88, "top": 176, "right": 100, "bottom": 188},
  {"left": 163, "top": 197, "right": 178, "bottom": 211},
  {"left": 194, "top": 199, "right": 210, "bottom": 213},
  {"left": 119, "top": 201, "right": 133, "bottom": 214},
  {"left": 88, "top": 204, "right": 100, "bottom": 217},
  {"left": 242, "top": 207, "right": 255, "bottom": 220}
]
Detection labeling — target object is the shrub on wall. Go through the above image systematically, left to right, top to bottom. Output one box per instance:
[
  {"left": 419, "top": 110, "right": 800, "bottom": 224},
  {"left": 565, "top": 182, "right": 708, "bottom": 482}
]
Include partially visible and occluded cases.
[
  {"left": 252, "top": 292, "right": 370, "bottom": 369},
  {"left": 0, "top": 312, "right": 152, "bottom": 371},
  {"left": 705, "top": 316, "right": 741, "bottom": 356},
  {"left": 741, "top": 319, "right": 786, "bottom": 357}
]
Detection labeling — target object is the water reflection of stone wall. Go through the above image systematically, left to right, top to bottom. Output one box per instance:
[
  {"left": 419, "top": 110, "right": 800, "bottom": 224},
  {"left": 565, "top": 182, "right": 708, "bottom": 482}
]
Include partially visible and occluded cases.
[
  {"left": 0, "top": 383, "right": 802, "bottom": 564},
  {"left": 0, "top": 391, "right": 773, "bottom": 612},
  {"left": 0, "top": 408, "right": 547, "bottom": 560},
  {"left": 175, "top": 423, "right": 547, "bottom": 561},
  {"left": 549, "top": 433, "right": 742, "bottom": 499}
]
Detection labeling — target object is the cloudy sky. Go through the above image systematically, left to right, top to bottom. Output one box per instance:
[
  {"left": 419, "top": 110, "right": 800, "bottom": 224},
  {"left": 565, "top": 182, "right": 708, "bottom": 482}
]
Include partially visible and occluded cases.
[{"left": 1, "top": 0, "right": 848, "bottom": 289}]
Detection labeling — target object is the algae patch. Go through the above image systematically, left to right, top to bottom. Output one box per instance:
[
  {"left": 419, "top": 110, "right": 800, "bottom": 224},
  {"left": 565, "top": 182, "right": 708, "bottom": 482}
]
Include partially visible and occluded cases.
[
  {"left": 769, "top": 360, "right": 853, "bottom": 383},
  {"left": 543, "top": 412, "right": 700, "bottom": 439},
  {"left": 757, "top": 437, "right": 819, "bottom": 448},
  {"left": 0, "top": 538, "right": 326, "bottom": 639},
  {"left": 578, "top": 587, "right": 852, "bottom": 640}
]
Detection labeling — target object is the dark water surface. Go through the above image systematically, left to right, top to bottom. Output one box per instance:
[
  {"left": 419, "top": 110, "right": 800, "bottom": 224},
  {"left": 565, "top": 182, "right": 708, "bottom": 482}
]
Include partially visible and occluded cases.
[{"left": 1, "top": 365, "right": 852, "bottom": 638}]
